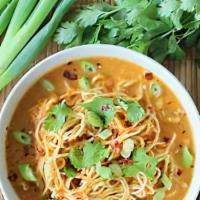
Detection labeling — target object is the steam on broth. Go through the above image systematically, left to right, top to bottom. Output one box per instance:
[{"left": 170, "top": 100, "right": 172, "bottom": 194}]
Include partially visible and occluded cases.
[{"left": 6, "top": 57, "right": 194, "bottom": 200}]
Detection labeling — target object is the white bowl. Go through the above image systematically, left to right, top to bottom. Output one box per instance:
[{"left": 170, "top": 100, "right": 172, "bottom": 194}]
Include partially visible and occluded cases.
[{"left": 0, "top": 44, "right": 200, "bottom": 200}]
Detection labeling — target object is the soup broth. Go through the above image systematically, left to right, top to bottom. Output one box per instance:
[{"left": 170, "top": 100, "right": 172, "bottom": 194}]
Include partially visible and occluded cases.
[{"left": 6, "top": 57, "right": 194, "bottom": 200}]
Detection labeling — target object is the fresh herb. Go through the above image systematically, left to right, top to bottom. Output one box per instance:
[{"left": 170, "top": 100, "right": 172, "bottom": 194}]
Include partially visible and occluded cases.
[
  {"left": 55, "top": 0, "right": 200, "bottom": 64},
  {"left": 80, "top": 61, "right": 96, "bottom": 73},
  {"left": 78, "top": 76, "right": 91, "bottom": 91},
  {"left": 82, "top": 97, "right": 115, "bottom": 126},
  {"left": 127, "top": 101, "right": 145, "bottom": 123},
  {"left": 44, "top": 103, "right": 71, "bottom": 133},
  {"left": 85, "top": 111, "right": 104, "bottom": 128},
  {"left": 13, "top": 130, "right": 32, "bottom": 145},
  {"left": 69, "top": 142, "right": 110, "bottom": 169},
  {"left": 182, "top": 145, "right": 194, "bottom": 168},
  {"left": 122, "top": 148, "right": 159, "bottom": 179},
  {"left": 96, "top": 162, "right": 112, "bottom": 179},
  {"left": 109, "top": 163, "right": 122, "bottom": 177},
  {"left": 18, "top": 164, "right": 37, "bottom": 182},
  {"left": 64, "top": 166, "right": 76, "bottom": 178},
  {"left": 161, "top": 173, "right": 172, "bottom": 190},
  {"left": 153, "top": 188, "right": 165, "bottom": 200}
]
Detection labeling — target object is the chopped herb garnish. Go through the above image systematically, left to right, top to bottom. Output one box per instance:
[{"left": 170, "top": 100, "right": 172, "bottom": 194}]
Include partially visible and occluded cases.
[
  {"left": 80, "top": 61, "right": 96, "bottom": 73},
  {"left": 78, "top": 76, "right": 91, "bottom": 91},
  {"left": 41, "top": 79, "right": 55, "bottom": 92},
  {"left": 150, "top": 82, "right": 162, "bottom": 97},
  {"left": 82, "top": 97, "right": 115, "bottom": 126},
  {"left": 127, "top": 101, "right": 145, "bottom": 123},
  {"left": 44, "top": 103, "right": 71, "bottom": 133},
  {"left": 85, "top": 111, "right": 104, "bottom": 128},
  {"left": 98, "top": 129, "right": 112, "bottom": 140},
  {"left": 13, "top": 130, "right": 32, "bottom": 145},
  {"left": 69, "top": 142, "right": 110, "bottom": 169},
  {"left": 182, "top": 145, "right": 194, "bottom": 168},
  {"left": 122, "top": 148, "right": 159, "bottom": 179},
  {"left": 96, "top": 162, "right": 112, "bottom": 179},
  {"left": 109, "top": 163, "right": 122, "bottom": 177},
  {"left": 18, "top": 164, "right": 37, "bottom": 182},
  {"left": 64, "top": 166, "right": 76, "bottom": 178},
  {"left": 161, "top": 173, "right": 172, "bottom": 190},
  {"left": 153, "top": 188, "right": 165, "bottom": 200}
]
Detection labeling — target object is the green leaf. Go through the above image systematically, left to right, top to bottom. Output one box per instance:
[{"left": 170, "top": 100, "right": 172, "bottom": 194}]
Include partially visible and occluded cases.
[
  {"left": 158, "top": 0, "right": 179, "bottom": 17},
  {"left": 180, "top": 0, "right": 196, "bottom": 12},
  {"left": 54, "top": 22, "right": 79, "bottom": 45},
  {"left": 82, "top": 97, "right": 115, "bottom": 126},
  {"left": 127, "top": 101, "right": 145, "bottom": 123},
  {"left": 44, "top": 103, "right": 71, "bottom": 133},
  {"left": 85, "top": 111, "right": 104, "bottom": 128},
  {"left": 98, "top": 129, "right": 112, "bottom": 140},
  {"left": 69, "top": 142, "right": 110, "bottom": 169},
  {"left": 82, "top": 142, "right": 110, "bottom": 167},
  {"left": 182, "top": 145, "right": 194, "bottom": 168},
  {"left": 68, "top": 148, "right": 84, "bottom": 169},
  {"left": 122, "top": 148, "right": 159, "bottom": 179},
  {"left": 96, "top": 163, "right": 112, "bottom": 179},
  {"left": 109, "top": 163, "right": 123, "bottom": 177},
  {"left": 18, "top": 164, "right": 37, "bottom": 182},
  {"left": 64, "top": 166, "right": 76, "bottom": 178},
  {"left": 161, "top": 173, "right": 172, "bottom": 190},
  {"left": 153, "top": 188, "right": 165, "bottom": 200}
]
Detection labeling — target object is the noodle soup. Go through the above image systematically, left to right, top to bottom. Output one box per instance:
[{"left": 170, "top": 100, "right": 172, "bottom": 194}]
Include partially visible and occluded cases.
[{"left": 6, "top": 57, "right": 194, "bottom": 200}]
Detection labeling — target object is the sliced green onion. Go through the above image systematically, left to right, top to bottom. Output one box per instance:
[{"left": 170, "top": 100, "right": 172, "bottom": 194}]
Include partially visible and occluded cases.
[
  {"left": 0, "top": 0, "right": 10, "bottom": 11},
  {"left": 80, "top": 61, "right": 96, "bottom": 73},
  {"left": 78, "top": 76, "right": 91, "bottom": 91},
  {"left": 41, "top": 79, "right": 55, "bottom": 92},
  {"left": 150, "top": 82, "right": 162, "bottom": 97},
  {"left": 114, "top": 98, "right": 128, "bottom": 110},
  {"left": 85, "top": 111, "right": 104, "bottom": 128},
  {"left": 98, "top": 129, "right": 112, "bottom": 140},
  {"left": 13, "top": 130, "right": 32, "bottom": 145},
  {"left": 120, "top": 138, "right": 134, "bottom": 159},
  {"left": 182, "top": 145, "right": 193, "bottom": 168},
  {"left": 109, "top": 163, "right": 122, "bottom": 177},
  {"left": 18, "top": 164, "right": 37, "bottom": 182},
  {"left": 64, "top": 166, "right": 76, "bottom": 178},
  {"left": 161, "top": 173, "right": 172, "bottom": 190},
  {"left": 153, "top": 188, "right": 165, "bottom": 200}
]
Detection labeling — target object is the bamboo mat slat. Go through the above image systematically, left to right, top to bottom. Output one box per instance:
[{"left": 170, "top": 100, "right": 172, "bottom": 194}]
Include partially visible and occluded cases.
[{"left": 0, "top": 0, "right": 199, "bottom": 200}]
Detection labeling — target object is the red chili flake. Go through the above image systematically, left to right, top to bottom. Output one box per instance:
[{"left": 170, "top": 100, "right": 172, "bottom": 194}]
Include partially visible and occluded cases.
[
  {"left": 67, "top": 61, "right": 72, "bottom": 65},
  {"left": 63, "top": 70, "right": 78, "bottom": 80},
  {"left": 145, "top": 72, "right": 154, "bottom": 80},
  {"left": 101, "top": 105, "right": 111, "bottom": 112},
  {"left": 125, "top": 121, "right": 132, "bottom": 127},
  {"left": 111, "top": 129, "right": 119, "bottom": 135},
  {"left": 182, "top": 130, "right": 186, "bottom": 134},
  {"left": 111, "top": 140, "right": 121, "bottom": 150},
  {"left": 179, "top": 144, "right": 183, "bottom": 148},
  {"left": 119, "top": 159, "right": 133, "bottom": 165},
  {"left": 177, "top": 169, "right": 182, "bottom": 176},
  {"left": 8, "top": 172, "right": 18, "bottom": 182}
]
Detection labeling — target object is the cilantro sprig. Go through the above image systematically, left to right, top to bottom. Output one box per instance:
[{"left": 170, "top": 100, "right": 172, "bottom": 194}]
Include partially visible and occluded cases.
[
  {"left": 55, "top": 0, "right": 200, "bottom": 64},
  {"left": 44, "top": 103, "right": 71, "bottom": 133}
]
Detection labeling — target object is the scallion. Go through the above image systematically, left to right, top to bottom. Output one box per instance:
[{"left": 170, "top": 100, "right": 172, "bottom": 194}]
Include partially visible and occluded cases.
[
  {"left": 13, "top": 130, "right": 32, "bottom": 145},
  {"left": 18, "top": 164, "right": 37, "bottom": 182}
]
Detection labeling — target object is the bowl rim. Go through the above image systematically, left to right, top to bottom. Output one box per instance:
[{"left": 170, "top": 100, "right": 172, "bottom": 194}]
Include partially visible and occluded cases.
[{"left": 0, "top": 44, "right": 200, "bottom": 200}]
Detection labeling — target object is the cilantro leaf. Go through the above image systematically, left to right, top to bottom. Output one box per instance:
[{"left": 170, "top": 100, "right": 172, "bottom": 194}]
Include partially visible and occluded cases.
[
  {"left": 180, "top": 0, "right": 196, "bottom": 12},
  {"left": 54, "top": 22, "right": 79, "bottom": 45},
  {"left": 82, "top": 97, "right": 115, "bottom": 126},
  {"left": 127, "top": 101, "right": 145, "bottom": 123},
  {"left": 44, "top": 103, "right": 71, "bottom": 133},
  {"left": 68, "top": 142, "right": 110, "bottom": 169},
  {"left": 83, "top": 142, "right": 110, "bottom": 167},
  {"left": 68, "top": 148, "right": 84, "bottom": 169},
  {"left": 122, "top": 148, "right": 159, "bottom": 179},
  {"left": 96, "top": 163, "right": 112, "bottom": 179},
  {"left": 64, "top": 167, "right": 76, "bottom": 178}
]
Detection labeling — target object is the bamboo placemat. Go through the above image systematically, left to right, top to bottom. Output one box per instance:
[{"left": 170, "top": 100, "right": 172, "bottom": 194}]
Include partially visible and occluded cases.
[{"left": 0, "top": 0, "right": 199, "bottom": 199}]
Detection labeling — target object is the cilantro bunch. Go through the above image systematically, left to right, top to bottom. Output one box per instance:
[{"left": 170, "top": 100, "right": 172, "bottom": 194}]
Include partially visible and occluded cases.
[{"left": 54, "top": 0, "right": 200, "bottom": 64}]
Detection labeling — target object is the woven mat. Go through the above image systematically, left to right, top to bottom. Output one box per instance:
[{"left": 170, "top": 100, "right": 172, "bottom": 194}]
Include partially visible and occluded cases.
[{"left": 0, "top": 0, "right": 199, "bottom": 199}]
